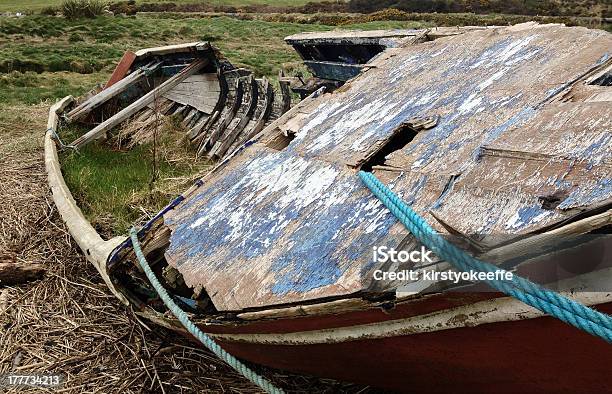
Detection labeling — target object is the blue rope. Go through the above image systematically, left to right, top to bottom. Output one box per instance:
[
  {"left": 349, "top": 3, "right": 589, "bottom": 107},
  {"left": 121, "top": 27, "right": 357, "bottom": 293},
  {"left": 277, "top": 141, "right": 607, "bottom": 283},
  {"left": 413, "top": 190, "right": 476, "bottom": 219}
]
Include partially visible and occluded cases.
[
  {"left": 358, "top": 171, "right": 612, "bottom": 343},
  {"left": 129, "top": 228, "right": 285, "bottom": 394}
]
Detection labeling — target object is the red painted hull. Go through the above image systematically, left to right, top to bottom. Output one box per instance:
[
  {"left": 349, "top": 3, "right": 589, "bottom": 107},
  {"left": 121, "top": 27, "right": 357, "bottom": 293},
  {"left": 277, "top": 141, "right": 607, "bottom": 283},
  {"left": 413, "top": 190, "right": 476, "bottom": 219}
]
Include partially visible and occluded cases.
[{"left": 206, "top": 301, "right": 612, "bottom": 393}]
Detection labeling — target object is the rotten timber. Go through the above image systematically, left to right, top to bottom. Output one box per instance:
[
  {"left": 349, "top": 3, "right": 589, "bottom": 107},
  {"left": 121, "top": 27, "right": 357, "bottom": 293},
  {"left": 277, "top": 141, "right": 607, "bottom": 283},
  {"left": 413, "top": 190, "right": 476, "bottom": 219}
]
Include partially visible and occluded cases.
[
  {"left": 71, "top": 58, "right": 209, "bottom": 149},
  {"left": 65, "top": 62, "right": 161, "bottom": 123},
  {"left": 209, "top": 75, "right": 259, "bottom": 159},
  {"left": 0, "top": 255, "right": 45, "bottom": 286}
]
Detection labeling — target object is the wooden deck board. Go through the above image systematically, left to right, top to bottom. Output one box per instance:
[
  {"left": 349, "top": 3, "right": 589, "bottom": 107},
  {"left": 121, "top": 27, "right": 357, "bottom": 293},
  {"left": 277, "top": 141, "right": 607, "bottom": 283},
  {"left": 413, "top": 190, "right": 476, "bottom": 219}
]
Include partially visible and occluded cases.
[{"left": 162, "top": 24, "right": 612, "bottom": 311}]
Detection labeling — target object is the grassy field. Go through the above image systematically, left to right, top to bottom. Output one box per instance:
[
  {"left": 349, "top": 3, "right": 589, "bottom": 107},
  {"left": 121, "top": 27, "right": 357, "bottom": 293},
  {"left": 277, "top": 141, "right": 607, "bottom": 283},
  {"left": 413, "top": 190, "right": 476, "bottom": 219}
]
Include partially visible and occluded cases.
[{"left": 1, "top": 0, "right": 324, "bottom": 12}]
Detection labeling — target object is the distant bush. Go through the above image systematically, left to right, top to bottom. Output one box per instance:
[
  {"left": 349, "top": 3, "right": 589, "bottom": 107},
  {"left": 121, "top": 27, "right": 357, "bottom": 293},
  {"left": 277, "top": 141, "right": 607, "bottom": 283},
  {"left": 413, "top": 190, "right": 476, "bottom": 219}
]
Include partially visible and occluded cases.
[
  {"left": 61, "top": 0, "right": 107, "bottom": 19},
  {"left": 108, "top": 0, "right": 137, "bottom": 15},
  {"left": 347, "top": 0, "right": 607, "bottom": 18},
  {"left": 40, "top": 6, "right": 58, "bottom": 16}
]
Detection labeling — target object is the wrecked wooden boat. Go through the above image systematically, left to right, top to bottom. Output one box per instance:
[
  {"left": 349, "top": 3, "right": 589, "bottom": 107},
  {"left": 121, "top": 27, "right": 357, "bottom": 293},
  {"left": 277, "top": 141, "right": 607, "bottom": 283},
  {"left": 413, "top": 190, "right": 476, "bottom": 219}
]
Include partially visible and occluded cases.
[
  {"left": 46, "top": 23, "right": 611, "bottom": 392},
  {"left": 66, "top": 42, "right": 291, "bottom": 160}
]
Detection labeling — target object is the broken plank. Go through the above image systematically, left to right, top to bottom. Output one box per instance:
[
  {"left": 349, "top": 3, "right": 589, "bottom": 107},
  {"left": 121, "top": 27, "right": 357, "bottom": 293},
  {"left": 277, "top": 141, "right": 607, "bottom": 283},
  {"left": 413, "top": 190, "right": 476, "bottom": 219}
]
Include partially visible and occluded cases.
[
  {"left": 71, "top": 58, "right": 209, "bottom": 149},
  {"left": 66, "top": 62, "right": 161, "bottom": 123},
  {"left": 209, "top": 75, "right": 259, "bottom": 159},
  {"left": 198, "top": 78, "right": 243, "bottom": 156},
  {"left": 0, "top": 257, "right": 45, "bottom": 286}
]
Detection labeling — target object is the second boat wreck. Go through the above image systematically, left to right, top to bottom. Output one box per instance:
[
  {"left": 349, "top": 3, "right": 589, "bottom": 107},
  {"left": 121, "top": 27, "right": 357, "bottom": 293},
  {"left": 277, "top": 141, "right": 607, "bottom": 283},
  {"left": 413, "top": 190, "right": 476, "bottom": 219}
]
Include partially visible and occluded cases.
[{"left": 46, "top": 22, "right": 611, "bottom": 392}]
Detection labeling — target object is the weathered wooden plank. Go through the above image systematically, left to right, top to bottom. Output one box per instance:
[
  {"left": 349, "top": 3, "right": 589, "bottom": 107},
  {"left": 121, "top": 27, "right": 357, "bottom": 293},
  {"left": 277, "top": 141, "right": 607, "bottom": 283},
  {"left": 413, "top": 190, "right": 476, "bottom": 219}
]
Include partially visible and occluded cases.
[
  {"left": 161, "top": 25, "right": 612, "bottom": 311},
  {"left": 71, "top": 58, "right": 209, "bottom": 149},
  {"left": 66, "top": 62, "right": 160, "bottom": 123},
  {"left": 172, "top": 74, "right": 220, "bottom": 93},
  {"left": 209, "top": 75, "right": 259, "bottom": 159},
  {"left": 197, "top": 78, "right": 244, "bottom": 156},
  {"left": 228, "top": 78, "right": 274, "bottom": 156},
  {"left": 165, "top": 87, "right": 220, "bottom": 98},
  {"left": 162, "top": 91, "right": 217, "bottom": 114},
  {"left": 164, "top": 145, "right": 398, "bottom": 310},
  {"left": 0, "top": 255, "right": 45, "bottom": 285}
]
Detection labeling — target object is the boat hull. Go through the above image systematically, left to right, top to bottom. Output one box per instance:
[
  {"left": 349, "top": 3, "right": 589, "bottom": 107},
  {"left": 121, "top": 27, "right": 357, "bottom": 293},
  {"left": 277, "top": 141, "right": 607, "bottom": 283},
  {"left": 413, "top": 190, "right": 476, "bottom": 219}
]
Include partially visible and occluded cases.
[{"left": 210, "top": 301, "right": 612, "bottom": 393}]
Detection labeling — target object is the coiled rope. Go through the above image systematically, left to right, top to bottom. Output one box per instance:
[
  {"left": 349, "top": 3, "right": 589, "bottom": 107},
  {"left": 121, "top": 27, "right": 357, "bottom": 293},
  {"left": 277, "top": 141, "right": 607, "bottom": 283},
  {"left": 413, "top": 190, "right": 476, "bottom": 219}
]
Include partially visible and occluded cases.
[
  {"left": 359, "top": 170, "right": 612, "bottom": 343},
  {"left": 129, "top": 228, "right": 285, "bottom": 394}
]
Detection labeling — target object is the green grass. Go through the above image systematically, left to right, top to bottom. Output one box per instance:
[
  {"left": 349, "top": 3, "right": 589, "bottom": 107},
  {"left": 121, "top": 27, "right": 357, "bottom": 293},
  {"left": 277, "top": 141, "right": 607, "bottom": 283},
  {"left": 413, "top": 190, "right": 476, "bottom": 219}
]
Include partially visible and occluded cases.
[
  {"left": 0, "top": 0, "right": 322, "bottom": 12},
  {"left": 0, "top": 14, "right": 432, "bottom": 103},
  {"left": 0, "top": 71, "right": 106, "bottom": 104},
  {"left": 60, "top": 125, "right": 211, "bottom": 235}
]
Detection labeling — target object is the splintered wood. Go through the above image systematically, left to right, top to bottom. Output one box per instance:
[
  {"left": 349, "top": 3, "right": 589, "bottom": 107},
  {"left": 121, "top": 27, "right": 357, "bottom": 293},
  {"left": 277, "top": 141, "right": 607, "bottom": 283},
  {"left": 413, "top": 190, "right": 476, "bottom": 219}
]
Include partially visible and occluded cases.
[{"left": 71, "top": 58, "right": 209, "bottom": 149}]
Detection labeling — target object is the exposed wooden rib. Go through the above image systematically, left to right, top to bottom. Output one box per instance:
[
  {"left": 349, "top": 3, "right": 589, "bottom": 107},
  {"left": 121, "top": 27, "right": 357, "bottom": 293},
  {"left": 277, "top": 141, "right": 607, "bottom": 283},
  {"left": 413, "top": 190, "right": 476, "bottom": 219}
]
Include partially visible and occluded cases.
[
  {"left": 71, "top": 58, "right": 209, "bottom": 149},
  {"left": 66, "top": 62, "right": 160, "bottom": 123},
  {"left": 278, "top": 69, "right": 292, "bottom": 114},
  {"left": 209, "top": 75, "right": 259, "bottom": 159},
  {"left": 228, "top": 77, "right": 274, "bottom": 157},
  {"left": 197, "top": 78, "right": 244, "bottom": 156},
  {"left": 255, "top": 86, "right": 324, "bottom": 145},
  {"left": 181, "top": 108, "right": 200, "bottom": 127},
  {"left": 186, "top": 111, "right": 213, "bottom": 140}
]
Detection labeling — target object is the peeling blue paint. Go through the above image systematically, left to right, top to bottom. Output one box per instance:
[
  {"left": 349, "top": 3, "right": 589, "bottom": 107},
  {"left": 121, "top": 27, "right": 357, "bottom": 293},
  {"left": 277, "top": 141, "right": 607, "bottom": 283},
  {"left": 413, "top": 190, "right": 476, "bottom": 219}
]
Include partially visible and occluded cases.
[
  {"left": 158, "top": 26, "right": 611, "bottom": 308},
  {"left": 558, "top": 178, "right": 612, "bottom": 210},
  {"left": 505, "top": 204, "right": 553, "bottom": 231}
]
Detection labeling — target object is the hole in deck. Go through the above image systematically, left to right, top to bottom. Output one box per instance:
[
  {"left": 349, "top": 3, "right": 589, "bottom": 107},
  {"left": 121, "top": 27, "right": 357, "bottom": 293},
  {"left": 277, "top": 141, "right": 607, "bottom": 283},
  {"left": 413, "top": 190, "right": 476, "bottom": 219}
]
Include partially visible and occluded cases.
[
  {"left": 588, "top": 63, "right": 612, "bottom": 87},
  {"left": 589, "top": 71, "right": 612, "bottom": 86},
  {"left": 360, "top": 124, "right": 418, "bottom": 172},
  {"left": 266, "top": 132, "right": 296, "bottom": 151},
  {"left": 539, "top": 190, "right": 569, "bottom": 210}
]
